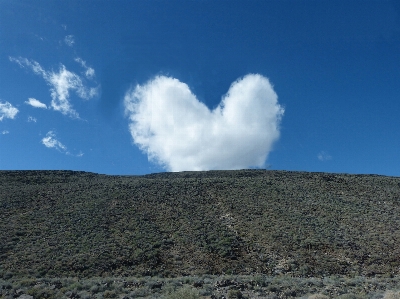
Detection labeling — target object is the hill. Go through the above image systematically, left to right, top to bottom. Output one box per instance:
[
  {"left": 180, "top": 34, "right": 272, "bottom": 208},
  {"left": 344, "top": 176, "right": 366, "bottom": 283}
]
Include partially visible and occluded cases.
[{"left": 1, "top": 169, "right": 400, "bottom": 282}]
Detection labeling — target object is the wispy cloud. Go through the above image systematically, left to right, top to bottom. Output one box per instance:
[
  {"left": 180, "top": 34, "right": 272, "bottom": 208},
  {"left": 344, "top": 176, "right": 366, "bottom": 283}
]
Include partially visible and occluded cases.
[
  {"left": 64, "top": 35, "right": 75, "bottom": 47},
  {"left": 9, "top": 57, "right": 46, "bottom": 76},
  {"left": 10, "top": 57, "right": 98, "bottom": 118},
  {"left": 75, "top": 57, "right": 95, "bottom": 79},
  {"left": 47, "top": 65, "right": 97, "bottom": 117},
  {"left": 124, "top": 74, "right": 284, "bottom": 171},
  {"left": 25, "top": 98, "right": 47, "bottom": 109},
  {"left": 0, "top": 101, "right": 19, "bottom": 121},
  {"left": 28, "top": 116, "right": 37, "bottom": 123},
  {"left": 1, "top": 130, "right": 9, "bottom": 135},
  {"left": 41, "top": 131, "right": 68, "bottom": 153},
  {"left": 41, "top": 131, "right": 83, "bottom": 157},
  {"left": 318, "top": 151, "right": 332, "bottom": 161}
]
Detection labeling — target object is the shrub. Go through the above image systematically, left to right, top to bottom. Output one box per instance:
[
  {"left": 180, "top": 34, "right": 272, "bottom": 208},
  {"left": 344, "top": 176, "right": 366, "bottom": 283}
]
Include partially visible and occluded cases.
[
  {"left": 90, "top": 284, "right": 100, "bottom": 293},
  {"left": 163, "top": 286, "right": 201, "bottom": 299},
  {"left": 26, "top": 287, "right": 56, "bottom": 299},
  {"left": 128, "top": 287, "right": 149, "bottom": 297},
  {"left": 104, "top": 289, "right": 117, "bottom": 298},
  {"left": 227, "top": 289, "right": 243, "bottom": 299},
  {"left": 77, "top": 290, "right": 92, "bottom": 299},
  {"left": 383, "top": 290, "right": 400, "bottom": 299},
  {"left": 308, "top": 294, "right": 329, "bottom": 299},
  {"left": 337, "top": 294, "right": 358, "bottom": 299}
]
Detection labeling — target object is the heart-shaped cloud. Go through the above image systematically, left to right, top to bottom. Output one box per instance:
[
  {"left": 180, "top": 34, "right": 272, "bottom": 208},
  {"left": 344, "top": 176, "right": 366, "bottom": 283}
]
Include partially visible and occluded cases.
[{"left": 124, "top": 74, "right": 284, "bottom": 171}]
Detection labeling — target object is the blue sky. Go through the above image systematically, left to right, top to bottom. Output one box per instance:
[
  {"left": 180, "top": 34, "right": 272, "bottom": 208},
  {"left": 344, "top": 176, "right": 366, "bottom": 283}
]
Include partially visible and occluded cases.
[{"left": 1, "top": 1, "right": 400, "bottom": 176}]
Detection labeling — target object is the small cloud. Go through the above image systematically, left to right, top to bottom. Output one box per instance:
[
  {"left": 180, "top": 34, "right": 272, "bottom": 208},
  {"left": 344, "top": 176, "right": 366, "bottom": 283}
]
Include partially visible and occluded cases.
[
  {"left": 61, "top": 24, "right": 67, "bottom": 31},
  {"left": 34, "top": 34, "right": 44, "bottom": 41},
  {"left": 64, "top": 35, "right": 75, "bottom": 47},
  {"left": 9, "top": 56, "right": 46, "bottom": 76},
  {"left": 10, "top": 57, "right": 98, "bottom": 118},
  {"left": 75, "top": 57, "right": 95, "bottom": 79},
  {"left": 47, "top": 66, "right": 83, "bottom": 118},
  {"left": 124, "top": 74, "right": 284, "bottom": 171},
  {"left": 25, "top": 98, "right": 47, "bottom": 109},
  {"left": 0, "top": 101, "right": 19, "bottom": 121},
  {"left": 28, "top": 116, "right": 37, "bottom": 123},
  {"left": 1, "top": 130, "right": 9, "bottom": 135},
  {"left": 41, "top": 131, "right": 68, "bottom": 153},
  {"left": 41, "top": 131, "right": 83, "bottom": 156},
  {"left": 318, "top": 151, "right": 332, "bottom": 161}
]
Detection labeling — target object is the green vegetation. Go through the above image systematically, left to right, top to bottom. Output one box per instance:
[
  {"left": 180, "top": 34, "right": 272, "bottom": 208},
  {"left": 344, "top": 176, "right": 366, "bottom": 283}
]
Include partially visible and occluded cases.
[
  {"left": 1, "top": 169, "right": 400, "bottom": 298},
  {"left": 1, "top": 275, "right": 400, "bottom": 298}
]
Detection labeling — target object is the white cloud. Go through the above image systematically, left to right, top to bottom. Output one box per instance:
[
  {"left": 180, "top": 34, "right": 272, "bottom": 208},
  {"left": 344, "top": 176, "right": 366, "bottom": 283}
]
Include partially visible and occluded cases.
[
  {"left": 64, "top": 35, "right": 75, "bottom": 47},
  {"left": 9, "top": 56, "right": 46, "bottom": 76},
  {"left": 10, "top": 57, "right": 98, "bottom": 118},
  {"left": 75, "top": 57, "right": 95, "bottom": 79},
  {"left": 47, "top": 65, "right": 94, "bottom": 117},
  {"left": 124, "top": 74, "right": 284, "bottom": 171},
  {"left": 25, "top": 98, "right": 47, "bottom": 109},
  {"left": 0, "top": 101, "right": 19, "bottom": 121},
  {"left": 28, "top": 116, "right": 37, "bottom": 123},
  {"left": 1, "top": 130, "right": 9, "bottom": 135},
  {"left": 41, "top": 131, "right": 68, "bottom": 153},
  {"left": 41, "top": 131, "right": 84, "bottom": 156},
  {"left": 318, "top": 151, "right": 332, "bottom": 161}
]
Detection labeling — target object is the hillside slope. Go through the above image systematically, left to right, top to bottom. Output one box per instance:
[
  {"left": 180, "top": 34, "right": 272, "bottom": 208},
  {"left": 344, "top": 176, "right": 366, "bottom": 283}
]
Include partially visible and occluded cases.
[{"left": 1, "top": 170, "right": 400, "bottom": 279}]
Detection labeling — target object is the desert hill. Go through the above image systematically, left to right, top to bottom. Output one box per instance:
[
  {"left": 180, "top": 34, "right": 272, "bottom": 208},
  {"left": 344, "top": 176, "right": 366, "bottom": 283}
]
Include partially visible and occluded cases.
[{"left": 1, "top": 169, "right": 400, "bottom": 280}]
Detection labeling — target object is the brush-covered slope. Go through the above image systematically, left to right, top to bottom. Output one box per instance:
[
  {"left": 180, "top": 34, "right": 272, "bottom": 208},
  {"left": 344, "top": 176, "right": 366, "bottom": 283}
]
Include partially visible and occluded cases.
[{"left": 1, "top": 170, "right": 400, "bottom": 279}]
